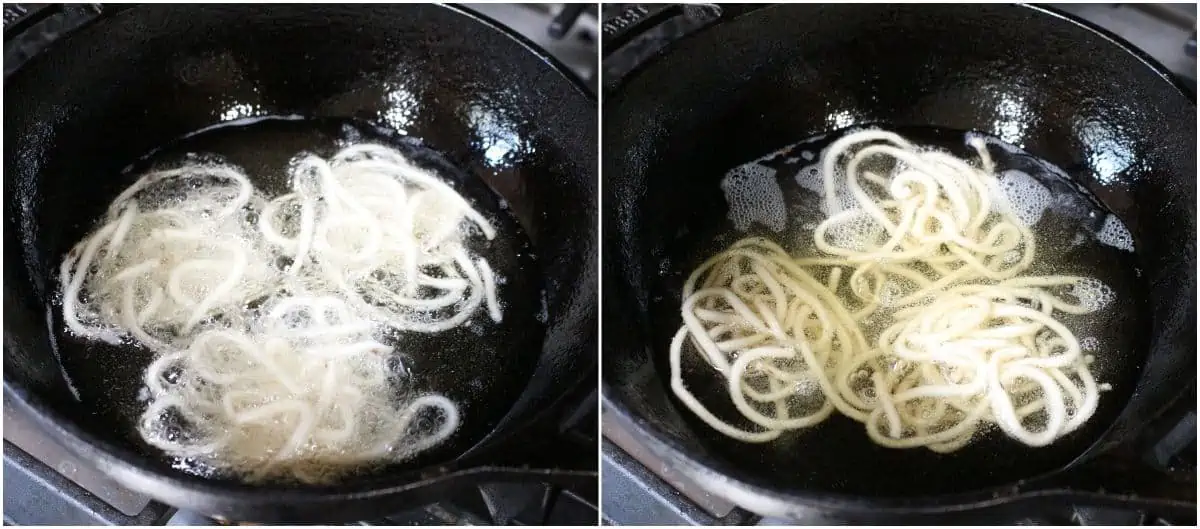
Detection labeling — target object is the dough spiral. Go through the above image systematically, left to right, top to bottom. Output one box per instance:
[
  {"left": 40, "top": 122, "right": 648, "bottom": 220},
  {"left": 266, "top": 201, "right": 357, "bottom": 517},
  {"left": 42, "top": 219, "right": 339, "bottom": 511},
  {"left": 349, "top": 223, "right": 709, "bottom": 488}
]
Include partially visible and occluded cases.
[
  {"left": 672, "top": 130, "right": 1113, "bottom": 451},
  {"left": 60, "top": 143, "right": 500, "bottom": 482}
]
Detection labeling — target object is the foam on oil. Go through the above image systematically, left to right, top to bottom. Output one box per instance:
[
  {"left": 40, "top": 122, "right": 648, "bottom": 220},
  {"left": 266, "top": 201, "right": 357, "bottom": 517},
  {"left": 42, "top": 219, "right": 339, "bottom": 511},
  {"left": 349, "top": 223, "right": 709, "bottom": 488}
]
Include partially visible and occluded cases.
[{"left": 720, "top": 163, "right": 787, "bottom": 232}]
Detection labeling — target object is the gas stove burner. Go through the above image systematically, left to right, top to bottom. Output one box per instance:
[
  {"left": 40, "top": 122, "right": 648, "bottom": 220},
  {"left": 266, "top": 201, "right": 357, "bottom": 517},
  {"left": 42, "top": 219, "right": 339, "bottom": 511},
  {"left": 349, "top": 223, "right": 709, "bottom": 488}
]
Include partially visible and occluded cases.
[
  {"left": 465, "top": 3, "right": 599, "bottom": 93},
  {"left": 1056, "top": 3, "right": 1196, "bottom": 92}
]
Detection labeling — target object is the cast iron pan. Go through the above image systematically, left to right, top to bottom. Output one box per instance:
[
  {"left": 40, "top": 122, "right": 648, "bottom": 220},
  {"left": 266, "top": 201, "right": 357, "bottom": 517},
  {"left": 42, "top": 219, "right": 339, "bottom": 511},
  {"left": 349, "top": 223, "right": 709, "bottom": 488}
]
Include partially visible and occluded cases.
[
  {"left": 4, "top": 3, "right": 596, "bottom": 522},
  {"left": 602, "top": 3, "right": 1195, "bottom": 522}
]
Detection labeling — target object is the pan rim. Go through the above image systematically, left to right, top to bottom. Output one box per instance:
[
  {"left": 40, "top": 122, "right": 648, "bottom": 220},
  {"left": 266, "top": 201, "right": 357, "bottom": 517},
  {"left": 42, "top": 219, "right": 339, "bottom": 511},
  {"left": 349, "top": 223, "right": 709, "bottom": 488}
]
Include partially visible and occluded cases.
[
  {"left": 3, "top": 3, "right": 597, "bottom": 102},
  {"left": 603, "top": 3, "right": 1196, "bottom": 104}
]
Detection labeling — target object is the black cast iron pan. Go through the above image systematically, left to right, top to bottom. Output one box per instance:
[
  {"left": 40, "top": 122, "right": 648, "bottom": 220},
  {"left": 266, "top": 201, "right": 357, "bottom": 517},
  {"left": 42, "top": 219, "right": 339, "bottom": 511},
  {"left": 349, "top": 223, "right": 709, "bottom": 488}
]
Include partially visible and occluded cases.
[
  {"left": 4, "top": 3, "right": 596, "bottom": 522},
  {"left": 602, "top": 3, "right": 1195, "bottom": 523}
]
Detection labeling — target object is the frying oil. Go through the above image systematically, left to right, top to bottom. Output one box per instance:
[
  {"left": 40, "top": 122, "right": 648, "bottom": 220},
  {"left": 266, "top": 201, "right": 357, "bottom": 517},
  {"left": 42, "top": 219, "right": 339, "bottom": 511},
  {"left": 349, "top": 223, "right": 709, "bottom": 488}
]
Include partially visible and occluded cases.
[
  {"left": 52, "top": 117, "right": 545, "bottom": 483},
  {"left": 649, "top": 125, "right": 1147, "bottom": 493}
]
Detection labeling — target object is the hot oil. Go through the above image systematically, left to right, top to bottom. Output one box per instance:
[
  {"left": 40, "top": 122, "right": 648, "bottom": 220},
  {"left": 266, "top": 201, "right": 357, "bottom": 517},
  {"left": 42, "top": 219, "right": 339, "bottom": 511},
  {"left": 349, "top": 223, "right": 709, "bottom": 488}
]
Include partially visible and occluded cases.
[
  {"left": 52, "top": 117, "right": 544, "bottom": 483},
  {"left": 647, "top": 125, "right": 1147, "bottom": 493}
]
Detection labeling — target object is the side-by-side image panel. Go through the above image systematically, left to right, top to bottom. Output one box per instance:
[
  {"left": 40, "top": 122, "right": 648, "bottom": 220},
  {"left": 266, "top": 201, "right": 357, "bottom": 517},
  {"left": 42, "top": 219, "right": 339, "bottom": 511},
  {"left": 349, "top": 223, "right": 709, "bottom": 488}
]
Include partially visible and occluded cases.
[
  {"left": 4, "top": 1, "right": 1198, "bottom": 527},
  {"left": 3, "top": 3, "right": 599, "bottom": 525},
  {"left": 599, "top": 3, "right": 1197, "bottom": 526}
]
